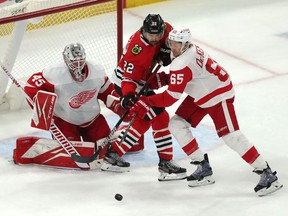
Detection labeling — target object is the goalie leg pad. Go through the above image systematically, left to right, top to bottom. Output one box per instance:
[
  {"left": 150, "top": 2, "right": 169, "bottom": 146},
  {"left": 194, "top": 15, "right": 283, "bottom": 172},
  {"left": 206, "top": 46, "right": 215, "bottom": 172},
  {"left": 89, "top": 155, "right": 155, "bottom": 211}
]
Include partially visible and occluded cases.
[
  {"left": 13, "top": 137, "right": 37, "bottom": 164},
  {"left": 14, "top": 137, "right": 94, "bottom": 169}
]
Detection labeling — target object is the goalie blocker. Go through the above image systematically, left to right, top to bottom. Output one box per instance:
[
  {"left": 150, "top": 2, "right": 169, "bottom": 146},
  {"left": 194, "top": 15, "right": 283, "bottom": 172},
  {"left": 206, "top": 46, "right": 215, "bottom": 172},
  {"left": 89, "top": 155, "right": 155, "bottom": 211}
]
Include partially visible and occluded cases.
[
  {"left": 31, "top": 90, "right": 57, "bottom": 131},
  {"left": 13, "top": 125, "right": 144, "bottom": 169}
]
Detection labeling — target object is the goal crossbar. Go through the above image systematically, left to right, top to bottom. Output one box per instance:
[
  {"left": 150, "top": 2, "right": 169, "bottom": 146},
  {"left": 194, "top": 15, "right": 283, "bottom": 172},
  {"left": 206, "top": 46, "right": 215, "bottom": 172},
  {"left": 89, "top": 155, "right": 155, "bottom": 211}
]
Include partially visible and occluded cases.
[
  {"left": 0, "top": 0, "right": 115, "bottom": 25},
  {"left": 0, "top": 0, "right": 122, "bottom": 110}
]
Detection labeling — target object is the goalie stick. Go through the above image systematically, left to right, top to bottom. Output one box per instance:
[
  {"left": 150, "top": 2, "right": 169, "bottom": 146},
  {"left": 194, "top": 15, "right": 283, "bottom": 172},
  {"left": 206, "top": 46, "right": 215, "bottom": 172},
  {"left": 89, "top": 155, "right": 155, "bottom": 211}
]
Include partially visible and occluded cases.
[
  {"left": 0, "top": 64, "right": 90, "bottom": 170},
  {"left": 71, "top": 64, "right": 162, "bottom": 163}
]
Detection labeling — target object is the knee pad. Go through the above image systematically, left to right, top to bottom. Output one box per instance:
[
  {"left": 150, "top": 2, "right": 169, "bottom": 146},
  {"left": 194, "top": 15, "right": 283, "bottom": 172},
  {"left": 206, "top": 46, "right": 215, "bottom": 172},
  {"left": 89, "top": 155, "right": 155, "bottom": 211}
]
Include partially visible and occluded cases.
[
  {"left": 151, "top": 110, "right": 169, "bottom": 130},
  {"left": 169, "top": 115, "right": 195, "bottom": 145},
  {"left": 169, "top": 115, "right": 190, "bottom": 133},
  {"left": 222, "top": 130, "right": 253, "bottom": 156}
]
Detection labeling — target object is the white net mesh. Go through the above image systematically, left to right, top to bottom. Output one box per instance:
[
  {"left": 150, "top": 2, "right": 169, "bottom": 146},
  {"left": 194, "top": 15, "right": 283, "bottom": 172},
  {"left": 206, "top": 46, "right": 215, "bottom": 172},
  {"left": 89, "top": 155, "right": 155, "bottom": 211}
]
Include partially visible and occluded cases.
[{"left": 0, "top": 0, "right": 118, "bottom": 110}]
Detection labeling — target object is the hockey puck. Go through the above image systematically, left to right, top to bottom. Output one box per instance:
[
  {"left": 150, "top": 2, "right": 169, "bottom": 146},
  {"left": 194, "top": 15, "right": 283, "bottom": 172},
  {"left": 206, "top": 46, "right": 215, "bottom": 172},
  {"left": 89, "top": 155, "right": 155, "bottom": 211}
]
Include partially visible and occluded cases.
[{"left": 115, "top": 193, "right": 123, "bottom": 201}]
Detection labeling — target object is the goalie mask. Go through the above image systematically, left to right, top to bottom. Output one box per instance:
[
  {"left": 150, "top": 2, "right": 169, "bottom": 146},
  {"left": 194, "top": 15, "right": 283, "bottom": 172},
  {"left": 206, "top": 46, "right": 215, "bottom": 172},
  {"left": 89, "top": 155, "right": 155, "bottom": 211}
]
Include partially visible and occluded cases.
[
  {"left": 168, "top": 28, "right": 192, "bottom": 56},
  {"left": 63, "top": 43, "right": 87, "bottom": 82}
]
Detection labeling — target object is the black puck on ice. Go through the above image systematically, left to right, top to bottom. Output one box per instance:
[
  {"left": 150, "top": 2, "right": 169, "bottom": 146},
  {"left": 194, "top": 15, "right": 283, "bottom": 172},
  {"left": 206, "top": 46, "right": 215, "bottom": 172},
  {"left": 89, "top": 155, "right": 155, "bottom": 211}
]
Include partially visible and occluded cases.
[{"left": 115, "top": 193, "right": 123, "bottom": 201}]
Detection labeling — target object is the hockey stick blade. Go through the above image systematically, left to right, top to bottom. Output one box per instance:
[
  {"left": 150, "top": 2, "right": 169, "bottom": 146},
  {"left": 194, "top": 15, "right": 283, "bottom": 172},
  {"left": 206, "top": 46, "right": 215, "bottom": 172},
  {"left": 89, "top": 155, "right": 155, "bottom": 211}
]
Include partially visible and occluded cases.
[{"left": 71, "top": 148, "right": 101, "bottom": 163}]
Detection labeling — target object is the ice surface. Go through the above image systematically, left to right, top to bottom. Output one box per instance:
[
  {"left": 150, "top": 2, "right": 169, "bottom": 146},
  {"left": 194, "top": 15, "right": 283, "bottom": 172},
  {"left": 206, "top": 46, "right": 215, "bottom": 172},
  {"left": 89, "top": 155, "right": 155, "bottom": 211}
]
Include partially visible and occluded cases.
[{"left": 0, "top": 0, "right": 287, "bottom": 215}]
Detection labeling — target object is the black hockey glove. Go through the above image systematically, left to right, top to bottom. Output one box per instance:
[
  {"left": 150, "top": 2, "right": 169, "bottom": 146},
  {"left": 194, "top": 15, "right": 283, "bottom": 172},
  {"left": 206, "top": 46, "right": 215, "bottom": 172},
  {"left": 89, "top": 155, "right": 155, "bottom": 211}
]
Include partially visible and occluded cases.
[
  {"left": 157, "top": 43, "right": 171, "bottom": 66},
  {"left": 120, "top": 93, "right": 136, "bottom": 109}
]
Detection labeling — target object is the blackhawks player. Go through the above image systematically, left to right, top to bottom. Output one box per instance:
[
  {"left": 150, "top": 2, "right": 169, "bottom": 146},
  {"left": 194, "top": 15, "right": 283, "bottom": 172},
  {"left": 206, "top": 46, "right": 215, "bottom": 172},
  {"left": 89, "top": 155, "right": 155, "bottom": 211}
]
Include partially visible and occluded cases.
[{"left": 107, "top": 14, "right": 187, "bottom": 181}]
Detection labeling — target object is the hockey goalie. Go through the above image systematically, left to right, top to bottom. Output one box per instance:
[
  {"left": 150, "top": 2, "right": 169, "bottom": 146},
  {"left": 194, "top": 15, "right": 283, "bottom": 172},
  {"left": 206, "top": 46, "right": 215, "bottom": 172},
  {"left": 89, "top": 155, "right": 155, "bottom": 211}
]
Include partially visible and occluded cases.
[{"left": 13, "top": 43, "right": 143, "bottom": 170}]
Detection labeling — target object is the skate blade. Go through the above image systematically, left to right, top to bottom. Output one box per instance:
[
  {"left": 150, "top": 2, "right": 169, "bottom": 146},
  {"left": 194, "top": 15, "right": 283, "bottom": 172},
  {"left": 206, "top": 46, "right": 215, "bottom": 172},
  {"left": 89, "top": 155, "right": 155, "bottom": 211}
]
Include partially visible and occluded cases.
[
  {"left": 89, "top": 159, "right": 103, "bottom": 170},
  {"left": 100, "top": 162, "right": 130, "bottom": 173},
  {"left": 158, "top": 172, "right": 187, "bottom": 181},
  {"left": 188, "top": 175, "right": 215, "bottom": 187},
  {"left": 257, "top": 180, "right": 283, "bottom": 197}
]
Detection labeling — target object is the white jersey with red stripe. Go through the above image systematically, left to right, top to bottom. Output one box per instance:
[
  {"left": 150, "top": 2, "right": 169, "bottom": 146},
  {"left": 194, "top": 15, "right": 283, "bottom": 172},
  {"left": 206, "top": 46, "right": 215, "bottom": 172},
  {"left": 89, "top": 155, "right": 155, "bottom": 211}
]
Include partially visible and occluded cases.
[
  {"left": 148, "top": 44, "right": 235, "bottom": 108},
  {"left": 172, "top": 44, "right": 234, "bottom": 108},
  {"left": 25, "top": 61, "right": 111, "bottom": 125}
]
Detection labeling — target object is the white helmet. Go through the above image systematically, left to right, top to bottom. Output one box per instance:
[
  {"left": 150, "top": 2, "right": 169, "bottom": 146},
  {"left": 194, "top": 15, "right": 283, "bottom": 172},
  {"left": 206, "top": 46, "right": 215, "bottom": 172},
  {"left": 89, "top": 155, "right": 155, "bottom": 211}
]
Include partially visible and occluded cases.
[
  {"left": 168, "top": 28, "right": 192, "bottom": 53},
  {"left": 63, "top": 43, "right": 87, "bottom": 82}
]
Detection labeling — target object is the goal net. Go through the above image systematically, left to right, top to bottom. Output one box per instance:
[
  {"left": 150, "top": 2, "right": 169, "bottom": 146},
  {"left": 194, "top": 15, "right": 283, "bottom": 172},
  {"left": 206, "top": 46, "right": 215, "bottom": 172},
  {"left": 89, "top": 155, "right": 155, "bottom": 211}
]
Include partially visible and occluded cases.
[{"left": 0, "top": 0, "right": 121, "bottom": 111}]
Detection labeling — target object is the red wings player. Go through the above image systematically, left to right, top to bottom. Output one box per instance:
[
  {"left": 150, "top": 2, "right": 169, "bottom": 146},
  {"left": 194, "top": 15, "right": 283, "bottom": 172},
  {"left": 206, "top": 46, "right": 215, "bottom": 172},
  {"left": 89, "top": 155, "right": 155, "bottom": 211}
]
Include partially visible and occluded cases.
[
  {"left": 106, "top": 14, "right": 187, "bottom": 181},
  {"left": 130, "top": 27, "right": 282, "bottom": 196},
  {"left": 14, "top": 43, "right": 126, "bottom": 169}
]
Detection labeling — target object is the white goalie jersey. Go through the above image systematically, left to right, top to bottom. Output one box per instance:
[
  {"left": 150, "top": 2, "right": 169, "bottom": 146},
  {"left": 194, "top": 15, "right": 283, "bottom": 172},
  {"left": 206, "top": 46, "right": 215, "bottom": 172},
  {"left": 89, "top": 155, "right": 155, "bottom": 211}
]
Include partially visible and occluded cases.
[{"left": 25, "top": 61, "right": 110, "bottom": 125}]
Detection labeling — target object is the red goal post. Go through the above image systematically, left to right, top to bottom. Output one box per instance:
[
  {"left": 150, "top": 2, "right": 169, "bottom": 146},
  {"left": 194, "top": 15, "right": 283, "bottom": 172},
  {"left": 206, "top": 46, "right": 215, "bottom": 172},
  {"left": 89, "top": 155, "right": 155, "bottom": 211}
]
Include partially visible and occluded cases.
[{"left": 0, "top": 0, "right": 123, "bottom": 110}]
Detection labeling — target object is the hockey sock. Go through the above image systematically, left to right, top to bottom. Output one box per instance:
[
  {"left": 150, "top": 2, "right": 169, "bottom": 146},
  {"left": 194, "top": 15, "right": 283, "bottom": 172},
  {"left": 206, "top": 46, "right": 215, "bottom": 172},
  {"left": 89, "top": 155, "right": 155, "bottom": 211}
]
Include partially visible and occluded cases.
[
  {"left": 111, "top": 126, "right": 143, "bottom": 156},
  {"left": 153, "top": 127, "right": 173, "bottom": 161}
]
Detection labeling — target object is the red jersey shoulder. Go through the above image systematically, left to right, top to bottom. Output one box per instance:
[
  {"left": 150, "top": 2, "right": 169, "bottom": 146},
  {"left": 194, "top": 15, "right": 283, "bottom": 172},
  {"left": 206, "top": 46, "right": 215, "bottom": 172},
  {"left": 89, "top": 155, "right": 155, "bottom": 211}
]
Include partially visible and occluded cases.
[
  {"left": 160, "top": 22, "right": 173, "bottom": 45},
  {"left": 121, "top": 31, "right": 156, "bottom": 73},
  {"left": 125, "top": 31, "right": 154, "bottom": 57},
  {"left": 168, "top": 66, "right": 193, "bottom": 94},
  {"left": 26, "top": 71, "right": 55, "bottom": 93},
  {"left": 26, "top": 72, "right": 46, "bottom": 87}
]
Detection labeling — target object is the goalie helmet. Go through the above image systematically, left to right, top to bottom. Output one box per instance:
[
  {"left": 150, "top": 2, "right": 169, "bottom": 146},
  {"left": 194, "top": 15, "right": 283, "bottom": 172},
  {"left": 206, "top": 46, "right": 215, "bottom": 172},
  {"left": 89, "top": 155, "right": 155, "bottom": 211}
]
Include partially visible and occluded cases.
[
  {"left": 142, "top": 14, "right": 164, "bottom": 34},
  {"left": 168, "top": 27, "right": 192, "bottom": 54},
  {"left": 63, "top": 43, "right": 87, "bottom": 82}
]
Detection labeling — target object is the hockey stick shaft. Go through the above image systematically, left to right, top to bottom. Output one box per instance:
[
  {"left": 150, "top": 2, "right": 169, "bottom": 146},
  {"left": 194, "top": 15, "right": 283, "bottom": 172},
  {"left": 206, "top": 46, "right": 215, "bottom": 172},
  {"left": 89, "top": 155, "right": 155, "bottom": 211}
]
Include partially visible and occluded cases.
[
  {"left": 0, "top": 64, "right": 90, "bottom": 169},
  {"left": 71, "top": 64, "right": 162, "bottom": 163}
]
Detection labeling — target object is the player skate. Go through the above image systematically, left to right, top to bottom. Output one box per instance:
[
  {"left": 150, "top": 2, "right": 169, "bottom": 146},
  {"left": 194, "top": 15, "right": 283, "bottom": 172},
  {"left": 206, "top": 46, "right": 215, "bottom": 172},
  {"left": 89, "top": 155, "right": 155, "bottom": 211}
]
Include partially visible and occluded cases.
[
  {"left": 101, "top": 145, "right": 130, "bottom": 173},
  {"left": 187, "top": 154, "right": 215, "bottom": 187},
  {"left": 158, "top": 159, "right": 187, "bottom": 181},
  {"left": 253, "top": 163, "right": 283, "bottom": 197}
]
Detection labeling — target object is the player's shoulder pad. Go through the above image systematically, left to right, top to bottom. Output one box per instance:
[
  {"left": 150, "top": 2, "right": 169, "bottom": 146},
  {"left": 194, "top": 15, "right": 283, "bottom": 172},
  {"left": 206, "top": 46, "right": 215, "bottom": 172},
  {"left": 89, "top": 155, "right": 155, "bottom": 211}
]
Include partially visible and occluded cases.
[
  {"left": 164, "top": 22, "right": 173, "bottom": 31},
  {"left": 127, "top": 31, "right": 147, "bottom": 55},
  {"left": 170, "top": 46, "right": 194, "bottom": 71},
  {"left": 170, "top": 56, "right": 187, "bottom": 72},
  {"left": 86, "top": 60, "right": 106, "bottom": 78},
  {"left": 43, "top": 62, "right": 67, "bottom": 83}
]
